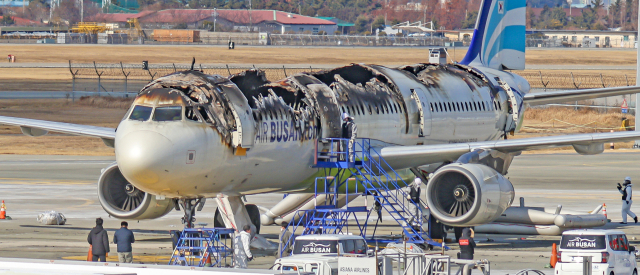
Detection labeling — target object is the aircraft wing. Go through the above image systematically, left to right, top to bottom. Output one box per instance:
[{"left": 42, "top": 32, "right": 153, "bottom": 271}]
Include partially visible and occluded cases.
[
  {"left": 524, "top": 86, "right": 640, "bottom": 106},
  {"left": 0, "top": 116, "right": 116, "bottom": 147},
  {"left": 380, "top": 131, "right": 640, "bottom": 170}
]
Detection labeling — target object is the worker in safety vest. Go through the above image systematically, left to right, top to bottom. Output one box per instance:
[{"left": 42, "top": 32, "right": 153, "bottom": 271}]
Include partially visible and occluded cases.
[
  {"left": 618, "top": 177, "right": 638, "bottom": 224},
  {"left": 457, "top": 228, "right": 476, "bottom": 260}
]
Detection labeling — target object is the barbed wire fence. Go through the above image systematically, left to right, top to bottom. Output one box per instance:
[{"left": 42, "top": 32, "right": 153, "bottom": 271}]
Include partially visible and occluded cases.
[
  {"left": 69, "top": 61, "right": 318, "bottom": 94},
  {"left": 69, "top": 62, "right": 639, "bottom": 111},
  {"left": 517, "top": 71, "right": 636, "bottom": 90}
]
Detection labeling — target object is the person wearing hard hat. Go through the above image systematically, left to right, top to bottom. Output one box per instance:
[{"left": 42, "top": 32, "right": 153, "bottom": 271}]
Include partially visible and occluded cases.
[
  {"left": 341, "top": 112, "right": 357, "bottom": 162},
  {"left": 618, "top": 176, "right": 637, "bottom": 224}
]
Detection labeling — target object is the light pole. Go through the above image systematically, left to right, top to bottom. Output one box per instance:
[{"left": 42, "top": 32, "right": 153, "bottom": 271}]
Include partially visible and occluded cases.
[
  {"left": 635, "top": 1, "right": 640, "bottom": 149},
  {"left": 213, "top": 8, "right": 218, "bottom": 32}
]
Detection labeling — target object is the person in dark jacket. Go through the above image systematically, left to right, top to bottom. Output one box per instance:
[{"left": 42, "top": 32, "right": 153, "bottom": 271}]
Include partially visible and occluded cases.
[
  {"left": 341, "top": 112, "right": 357, "bottom": 162},
  {"left": 407, "top": 178, "right": 422, "bottom": 225},
  {"left": 373, "top": 191, "right": 383, "bottom": 223},
  {"left": 87, "top": 218, "right": 110, "bottom": 262},
  {"left": 113, "top": 221, "right": 135, "bottom": 263},
  {"left": 277, "top": 222, "right": 292, "bottom": 259},
  {"left": 458, "top": 228, "right": 476, "bottom": 260}
]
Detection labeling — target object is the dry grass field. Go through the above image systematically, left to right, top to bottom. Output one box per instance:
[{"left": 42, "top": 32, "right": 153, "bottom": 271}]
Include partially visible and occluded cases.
[{"left": 0, "top": 45, "right": 636, "bottom": 65}]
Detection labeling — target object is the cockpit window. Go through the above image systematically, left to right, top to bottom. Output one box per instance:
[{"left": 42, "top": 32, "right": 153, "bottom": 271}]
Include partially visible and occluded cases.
[
  {"left": 129, "top": 105, "right": 153, "bottom": 121},
  {"left": 153, "top": 106, "right": 182, "bottom": 121}
]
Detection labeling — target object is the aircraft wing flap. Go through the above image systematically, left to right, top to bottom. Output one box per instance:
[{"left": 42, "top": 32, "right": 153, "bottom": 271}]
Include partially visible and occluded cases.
[
  {"left": 524, "top": 86, "right": 640, "bottom": 106},
  {"left": 0, "top": 116, "right": 116, "bottom": 139},
  {"left": 380, "top": 131, "right": 640, "bottom": 170}
]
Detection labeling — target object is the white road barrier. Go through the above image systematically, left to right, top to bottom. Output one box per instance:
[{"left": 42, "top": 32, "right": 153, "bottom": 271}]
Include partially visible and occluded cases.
[{"left": 0, "top": 258, "right": 306, "bottom": 275}]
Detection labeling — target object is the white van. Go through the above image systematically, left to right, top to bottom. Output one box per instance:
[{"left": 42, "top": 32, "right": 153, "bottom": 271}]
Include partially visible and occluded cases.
[{"left": 555, "top": 229, "right": 637, "bottom": 275}]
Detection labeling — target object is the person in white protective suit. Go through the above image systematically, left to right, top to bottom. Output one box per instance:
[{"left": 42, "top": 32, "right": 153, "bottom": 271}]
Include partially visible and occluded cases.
[
  {"left": 618, "top": 176, "right": 638, "bottom": 224},
  {"left": 234, "top": 225, "right": 253, "bottom": 268}
]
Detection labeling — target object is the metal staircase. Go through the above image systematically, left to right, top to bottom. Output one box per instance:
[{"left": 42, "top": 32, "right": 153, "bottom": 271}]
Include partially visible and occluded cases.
[
  {"left": 280, "top": 138, "right": 443, "bottom": 257},
  {"left": 169, "top": 228, "right": 234, "bottom": 267}
]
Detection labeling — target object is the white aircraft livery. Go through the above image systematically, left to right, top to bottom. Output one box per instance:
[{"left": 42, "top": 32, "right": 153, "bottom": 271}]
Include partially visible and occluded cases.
[{"left": 2, "top": 0, "right": 640, "bottom": 232}]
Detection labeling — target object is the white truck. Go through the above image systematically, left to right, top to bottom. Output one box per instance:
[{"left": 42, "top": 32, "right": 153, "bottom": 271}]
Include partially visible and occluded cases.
[{"left": 272, "top": 234, "right": 377, "bottom": 275}]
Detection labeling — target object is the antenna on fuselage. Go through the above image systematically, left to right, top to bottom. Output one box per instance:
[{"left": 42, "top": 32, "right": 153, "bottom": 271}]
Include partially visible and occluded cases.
[{"left": 190, "top": 57, "right": 196, "bottom": 71}]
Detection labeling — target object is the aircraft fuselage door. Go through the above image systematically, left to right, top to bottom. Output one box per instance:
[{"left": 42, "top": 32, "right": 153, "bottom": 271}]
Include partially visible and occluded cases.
[
  {"left": 217, "top": 84, "right": 255, "bottom": 149},
  {"left": 411, "top": 88, "right": 431, "bottom": 137}
]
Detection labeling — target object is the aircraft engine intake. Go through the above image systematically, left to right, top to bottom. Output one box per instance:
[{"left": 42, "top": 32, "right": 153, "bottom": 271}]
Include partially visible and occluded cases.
[
  {"left": 98, "top": 163, "right": 174, "bottom": 220},
  {"left": 426, "top": 163, "right": 514, "bottom": 226}
]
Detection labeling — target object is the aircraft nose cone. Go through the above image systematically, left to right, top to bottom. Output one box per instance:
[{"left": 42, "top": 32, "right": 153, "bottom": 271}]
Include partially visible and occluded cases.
[{"left": 116, "top": 131, "right": 175, "bottom": 188}]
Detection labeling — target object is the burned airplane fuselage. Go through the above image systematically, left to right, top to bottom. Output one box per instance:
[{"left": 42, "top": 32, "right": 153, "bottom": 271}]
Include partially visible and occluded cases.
[{"left": 114, "top": 63, "right": 529, "bottom": 198}]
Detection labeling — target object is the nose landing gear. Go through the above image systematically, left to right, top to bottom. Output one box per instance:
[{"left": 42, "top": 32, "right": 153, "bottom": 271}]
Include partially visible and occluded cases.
[{"left": 176, "top": 198, "right": 206, "bottom": 228}]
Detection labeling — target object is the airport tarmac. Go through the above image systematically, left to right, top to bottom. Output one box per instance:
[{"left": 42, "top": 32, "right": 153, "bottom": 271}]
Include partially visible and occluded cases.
[{"left": 0, "top": 152, "right": 639, "bottom": 271}]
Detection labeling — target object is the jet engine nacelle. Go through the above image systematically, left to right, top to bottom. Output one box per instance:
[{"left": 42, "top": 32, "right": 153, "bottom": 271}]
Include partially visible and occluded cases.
[
  {"left": 98, "top": 163, "right": 174, "bottom": 220},
  {"left": 426, "top": 163, "right": 515, "bottom": 227}
]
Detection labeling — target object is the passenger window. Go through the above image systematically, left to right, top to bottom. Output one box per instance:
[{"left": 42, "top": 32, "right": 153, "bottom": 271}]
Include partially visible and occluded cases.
[
  {"left": 429, "top": 102, "right": 434, "bottom": 112},
  {"left": 438, "top": 102, "right": 443, "bottom": 112},
  {"left": 447, "top": 102, "right": 451, "bottom": 112},
  {"left": 465, "top": 102, "right": 469, "bottom": 111},
  {"left": 393, "top": 103, "right": 398, "bottom": 113},
  {"left": 368, "top": 104, "right": 373, "bottom": 115},
  {"left": 129, "top": 105, "right": 153, "bottom": 121},
  {"left": 360, "top": 105, "right": 365, "bottom": 115},
  {"left": 153, "top": 106, "right": 182, "bottom": 121},
  {"left": 185, "top": 106, "right": 200, "bottom": 122},
  {"left": 615, "top": 234, "right": 629, "bottom": 251},
  {"left": 609, "top": 235, "right": 620, "bottom": 251},
  {"left": 621, "top": 235, "right": 629, "bottom": 251},
  {"left": 355, "top": 239, "right": 366, "bottom": 253},
  {"left": 341, "top": 240, "right": 355, "bottom": 253}
]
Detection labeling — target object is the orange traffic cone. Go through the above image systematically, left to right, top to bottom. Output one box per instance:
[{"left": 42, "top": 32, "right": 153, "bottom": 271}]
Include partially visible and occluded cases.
[
  {"left": 0, "top": 200, "right": 6, "bottom": 219},
  {"left": 603, "top": 203, "right": 608, "bottom": 219},
  {"left": 550, "top": 243, "right": 558, "bottom": 268},
  {"left": 205, "top": 252, "right": 212, "bottom": 267}
]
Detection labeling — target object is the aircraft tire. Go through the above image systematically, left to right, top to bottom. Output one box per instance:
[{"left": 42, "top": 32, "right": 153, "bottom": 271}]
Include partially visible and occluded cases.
[
  {"left": 246, "top": 204, "right": 261, "bottom": 234},
  {"left": 213, "top": 205, "right": 261, "bottom": 234}
]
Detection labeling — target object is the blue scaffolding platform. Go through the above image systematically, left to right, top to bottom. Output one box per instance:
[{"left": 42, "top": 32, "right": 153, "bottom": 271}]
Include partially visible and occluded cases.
[
  {"left": 282, "top": 138, "right": 445, "bottom": 256},
  {"left": 169, "top": 228, "right": 235, "bottom": 267}
]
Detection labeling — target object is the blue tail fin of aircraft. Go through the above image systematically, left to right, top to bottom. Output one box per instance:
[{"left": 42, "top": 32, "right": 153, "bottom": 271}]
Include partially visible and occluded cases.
[{"left": 459, "top": 0, "right": 526, "bottom": 70}]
